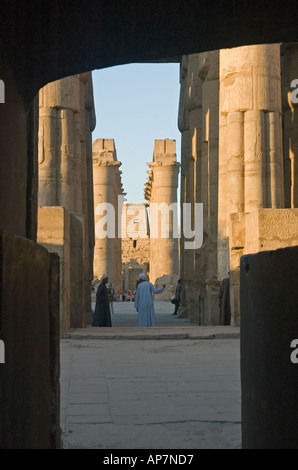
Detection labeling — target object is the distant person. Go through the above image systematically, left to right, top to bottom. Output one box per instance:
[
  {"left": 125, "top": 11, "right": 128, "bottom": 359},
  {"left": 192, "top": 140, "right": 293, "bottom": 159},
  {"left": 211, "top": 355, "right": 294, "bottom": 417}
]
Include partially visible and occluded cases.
[
  {"left": 134, "top": 273, "right": 165, "bottom": 327},
  {"left": 218, "top": 273, "right": 231, "bottom": 326},
  {"left": 92, "top": 274, "right": 112, "bottom": 327},
  {"left": 171, "top": 279, "right": 182, "bottom": 315},
  {"left": 107, "top": 281, "right": 115, "bottom": 314}
]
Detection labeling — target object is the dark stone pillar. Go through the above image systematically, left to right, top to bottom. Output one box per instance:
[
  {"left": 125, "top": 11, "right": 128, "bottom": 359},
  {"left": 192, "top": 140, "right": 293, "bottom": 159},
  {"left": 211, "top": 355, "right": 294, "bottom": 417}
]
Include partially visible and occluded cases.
[
  {"left": 0, "top": 58, "right": 28, "bottom": 237},
  {"left": 26, "top": 94, "right": 39, "bottom": 242},
  {"left": 70, "top": 214, "right": 84, "bottom": 328},
  {"left": 0, "top": 231, "right": 60, "bottom": 448},
  {"left": 240, "top": 246, "right": 298, "bottom": 449},
  {"left": 49, "top": 252, "right": 61, "bottom": 449}
]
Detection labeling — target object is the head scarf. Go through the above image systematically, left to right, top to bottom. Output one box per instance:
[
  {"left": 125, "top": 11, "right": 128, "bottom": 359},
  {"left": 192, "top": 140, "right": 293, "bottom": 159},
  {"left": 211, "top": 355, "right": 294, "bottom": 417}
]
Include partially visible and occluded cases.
[
  {"left": 139, "top": 273, "right": 147, "bottom": 281},
  {"left": 101, "top": 274, "right": 108, "bottom": 281}
]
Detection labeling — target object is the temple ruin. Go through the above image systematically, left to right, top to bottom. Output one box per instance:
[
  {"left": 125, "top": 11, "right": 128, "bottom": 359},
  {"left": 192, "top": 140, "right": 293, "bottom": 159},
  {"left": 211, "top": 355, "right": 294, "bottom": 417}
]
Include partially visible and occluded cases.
[
  {"left": 1, "top": 1, "right": 298, "bottom": 450},
  {"left": 178, "top": 44, "right": 298, "bottom": 326},
  {"left": 36, "top": 45, "right": 298, "bottom": 330},
  {"left": 94, "top": 138, "right": 180, "bottom": 300}
]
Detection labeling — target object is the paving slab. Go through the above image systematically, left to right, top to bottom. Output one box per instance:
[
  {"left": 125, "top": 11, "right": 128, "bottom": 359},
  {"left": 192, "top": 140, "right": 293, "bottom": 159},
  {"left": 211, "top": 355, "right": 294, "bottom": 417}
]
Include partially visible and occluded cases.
[
  {"left": 64, "top": 301, "right": 240, "bottom": 340},
  {"left": 60, "top": 303, "right": 241, "bottom": 449}
]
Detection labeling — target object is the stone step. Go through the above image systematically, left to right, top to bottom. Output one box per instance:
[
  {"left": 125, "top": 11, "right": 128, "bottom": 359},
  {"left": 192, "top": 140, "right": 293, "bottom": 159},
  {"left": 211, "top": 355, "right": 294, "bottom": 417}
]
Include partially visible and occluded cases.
[{"left": 63, "top": 326, "right": 240, "bottom": 340}]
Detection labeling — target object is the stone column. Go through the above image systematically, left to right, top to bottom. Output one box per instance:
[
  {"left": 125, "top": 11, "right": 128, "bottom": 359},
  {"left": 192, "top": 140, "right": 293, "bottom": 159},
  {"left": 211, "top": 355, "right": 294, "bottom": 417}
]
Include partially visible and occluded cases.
[
  {"left": 282, "top": 43, "right": 298, "bottom": 208},
  {"left": 218, "top": 44, "right": 284, "bottom": 325},
  {"left": 198, "top": 50, "right": 220, "bottom": 325},
  {"left": 178, "top": 51, "right": 219, "bottom": 325},
  {"left": 178, "top": 55, "right": 200, "bottom": 319},
  {"left": 184, "top": 55, "right": 200, "bottom": 285},
  {"left": 178, "top": 56, "right": 191, "bottom": 300},
  {"left": 79, "top": 72, "right": 96, "bottom": 325},
  {"left": 38, "top": 73, "right": 96, "bottom": 329},
  {"left": 38, "top": 106, "right": 59, "bottom": 206},
  {"left": 60, "top": 107, "right": 76, "bottom": 213},
  {"left": 93, "top": 139, "right": 124, "bottom": 294},
  {"left": 145, "top": 139, "right": 180, "bottom": 286}
]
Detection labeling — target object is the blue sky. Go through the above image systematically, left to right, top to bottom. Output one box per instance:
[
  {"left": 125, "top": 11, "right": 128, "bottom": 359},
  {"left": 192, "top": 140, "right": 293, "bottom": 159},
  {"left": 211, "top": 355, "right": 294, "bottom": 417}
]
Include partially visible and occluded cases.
[{"left": 92, "top": 63, "right": 181, "bottom": 204}]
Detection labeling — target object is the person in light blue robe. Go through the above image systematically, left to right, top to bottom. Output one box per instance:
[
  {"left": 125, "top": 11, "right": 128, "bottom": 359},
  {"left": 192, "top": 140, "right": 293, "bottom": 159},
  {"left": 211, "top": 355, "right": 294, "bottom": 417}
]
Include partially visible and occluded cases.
[{"left": 134, "top": 273, "right": 165, "bottom": 327}]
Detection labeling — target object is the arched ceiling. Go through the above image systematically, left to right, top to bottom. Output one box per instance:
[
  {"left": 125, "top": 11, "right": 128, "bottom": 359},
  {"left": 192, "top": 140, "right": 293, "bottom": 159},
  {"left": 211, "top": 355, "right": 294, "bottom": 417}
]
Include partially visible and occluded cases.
[{"left": 0, "top": 1, "right": 296, "bottom": 101}]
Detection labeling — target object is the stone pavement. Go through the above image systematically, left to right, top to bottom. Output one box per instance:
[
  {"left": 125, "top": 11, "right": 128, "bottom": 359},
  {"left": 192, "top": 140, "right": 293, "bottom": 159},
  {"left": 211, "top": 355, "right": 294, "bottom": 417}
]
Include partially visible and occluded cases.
[{"left": 60, "top": 301, "right": 241, "bottom": 449}]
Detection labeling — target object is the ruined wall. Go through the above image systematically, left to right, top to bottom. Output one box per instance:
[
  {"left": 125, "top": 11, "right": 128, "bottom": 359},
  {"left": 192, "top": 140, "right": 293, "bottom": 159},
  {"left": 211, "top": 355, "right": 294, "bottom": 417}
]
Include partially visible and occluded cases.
[{"left": 121, "top": 203, "right": 150, "bottom": 291}]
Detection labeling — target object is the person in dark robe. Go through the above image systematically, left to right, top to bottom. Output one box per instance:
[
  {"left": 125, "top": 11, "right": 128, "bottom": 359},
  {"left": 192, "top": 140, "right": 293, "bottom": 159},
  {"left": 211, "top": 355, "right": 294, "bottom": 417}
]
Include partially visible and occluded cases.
[
  {"left": 92, "top": 274, "right": 112, "bottom": 327},
  {"left": 218, "top": 276, "right": 231, "bottom": 325},
  {"left": 171, "top": 279, "right": 182, "bottom": 315}
]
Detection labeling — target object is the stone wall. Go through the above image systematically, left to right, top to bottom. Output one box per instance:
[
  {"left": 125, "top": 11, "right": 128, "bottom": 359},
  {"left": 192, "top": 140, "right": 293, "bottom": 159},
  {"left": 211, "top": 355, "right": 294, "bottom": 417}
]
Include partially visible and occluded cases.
[
  {"left": 121, "top": 203, "right": 150, "bottom": 291},
  {"left": 37, "top": 206, "right": 70, "bottom": 335},
  {"left": 245, "top": 209, "right": 298, "bottom": 253},
  {"left": 0, "top": 231, "right": 60, "bottom": 448},
  {"left": 121, "top": 238, "right": 150, "bottom": 266}
]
